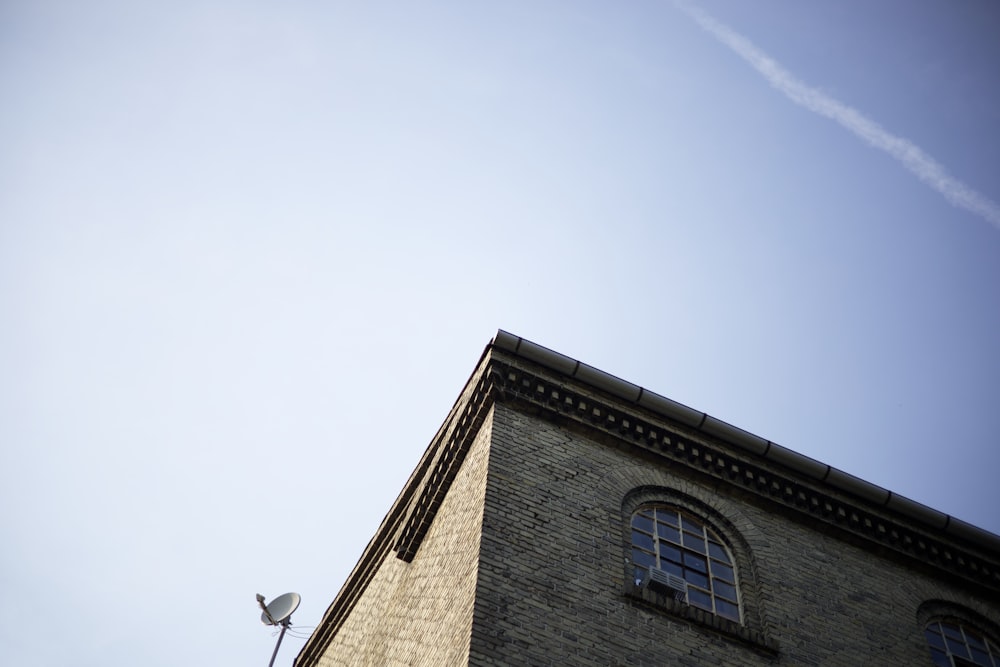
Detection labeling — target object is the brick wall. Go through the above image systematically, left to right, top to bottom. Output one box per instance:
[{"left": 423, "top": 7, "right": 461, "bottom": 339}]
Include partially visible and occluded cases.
[
  {"left": 307, "top": 365, "right": 997, "bottom": 666},
  {"left": 469, "top": 402, "right": 999, "bottom": 666},
  {"left": 314, "top": 409, "right": 494, "bottom": 667}
]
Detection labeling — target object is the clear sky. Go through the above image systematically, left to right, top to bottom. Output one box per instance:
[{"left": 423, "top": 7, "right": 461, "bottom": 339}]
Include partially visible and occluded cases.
[{"left": 2, "top": 1, "right": 998, "bottom": 665}]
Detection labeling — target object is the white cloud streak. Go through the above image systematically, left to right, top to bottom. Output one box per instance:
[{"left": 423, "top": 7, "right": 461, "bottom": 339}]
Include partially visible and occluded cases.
[{"left": 675, "top": 1, "right": 1000, "bottom": 231}]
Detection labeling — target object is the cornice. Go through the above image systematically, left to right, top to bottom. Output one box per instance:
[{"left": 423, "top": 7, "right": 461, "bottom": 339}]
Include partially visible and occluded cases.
[
  {"left": 492, "top": 331, "right": 999, "bottom": 554},
  {"left": 391, "top": 349, "right": 1000, "bottom": 595},
  {"left": 486, "top": 354, "right": 1000, "bottom": 596},
  {"left": 394, "top": 368, "right": 499, "bottom": 561}
]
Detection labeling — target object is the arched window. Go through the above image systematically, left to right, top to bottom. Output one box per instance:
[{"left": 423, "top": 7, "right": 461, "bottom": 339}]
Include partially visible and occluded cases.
[
  {"left": 630, "top": 505, "right": 740, "bottom": 622},
  {"left": 924, "top": 621, "right": 1000, "bottom": 666}
]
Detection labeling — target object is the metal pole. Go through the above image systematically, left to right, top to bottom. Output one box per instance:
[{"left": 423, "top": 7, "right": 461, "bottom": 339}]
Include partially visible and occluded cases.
[{"left": 268, "top": 620, "right": 289, "bottom": 667}]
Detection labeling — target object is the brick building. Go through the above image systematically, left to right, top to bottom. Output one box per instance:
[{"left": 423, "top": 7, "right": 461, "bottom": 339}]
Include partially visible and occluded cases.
[{"left": 296, "top": 331, "right": 1000, "bottom": 666}]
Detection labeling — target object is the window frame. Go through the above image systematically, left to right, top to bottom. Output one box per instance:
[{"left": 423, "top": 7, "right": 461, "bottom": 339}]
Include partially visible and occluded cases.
[
  {"left": 630, "top": 505, "right": 742, "bottom": 622},
  {"left": 924, "top": 619, "right": 1000, "bottom": 667}
]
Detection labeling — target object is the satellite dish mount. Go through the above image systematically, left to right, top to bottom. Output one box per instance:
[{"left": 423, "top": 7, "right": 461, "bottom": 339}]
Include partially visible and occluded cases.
[{"left": 256, "top": 592, "right": 301, "bottom": 667}]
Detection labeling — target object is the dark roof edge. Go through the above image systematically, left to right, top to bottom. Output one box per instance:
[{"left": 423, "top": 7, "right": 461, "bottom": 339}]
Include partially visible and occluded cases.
[{"left": 492, "top": 330, "right": 1000, "bottom": 554}]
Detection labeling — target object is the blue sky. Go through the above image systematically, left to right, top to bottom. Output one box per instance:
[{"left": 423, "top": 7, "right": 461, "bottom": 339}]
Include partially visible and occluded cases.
[{"left": 2, "top": 2, "right": 998, "bottom": 665}]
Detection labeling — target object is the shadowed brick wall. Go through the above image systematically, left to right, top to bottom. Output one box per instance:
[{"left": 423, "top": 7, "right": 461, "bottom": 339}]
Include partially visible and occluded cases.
[{"left": 468, "top": 402, "right": 999, "bottom": 666}]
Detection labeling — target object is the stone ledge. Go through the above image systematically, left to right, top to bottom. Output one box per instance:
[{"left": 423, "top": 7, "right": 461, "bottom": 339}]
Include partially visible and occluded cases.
[{"left": 624, "top": 582, "right": 780, "bottom": 656}]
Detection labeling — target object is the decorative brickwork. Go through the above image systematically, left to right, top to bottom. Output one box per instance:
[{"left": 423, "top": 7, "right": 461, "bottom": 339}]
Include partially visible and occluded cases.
[{"left": 395, "top": 372, "right": 499, "bottom": 563}]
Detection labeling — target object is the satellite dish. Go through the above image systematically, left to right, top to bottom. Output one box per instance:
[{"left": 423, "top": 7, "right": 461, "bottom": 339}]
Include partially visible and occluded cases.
[
  {"left": 257, "top": 592, "right": 303, "bottom": 667},
  {"left": 260, "top": 592, "right": 301, "bottom": 626}
]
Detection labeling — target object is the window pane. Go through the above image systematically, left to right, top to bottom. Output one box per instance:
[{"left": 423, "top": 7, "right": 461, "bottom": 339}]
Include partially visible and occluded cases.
[
  {"left": 656, "top": 509, "right": 679, "bottom": 527},
  {"left": 632, "top": 514, "right": 653, "bottom": 533},
  {"left": 681, "top": 515, "right": 703, "bottom": 534},
  {"left": 658, "top": 524, "right": 681, "bottom": 544},
  {"left": 632, "top": 530, "right": 654, "bottom": 552},
  {"left": 683, "top": 532, "right": 707, "bottom": 553},
  {"left": 708, "top": 541, "right": 730, "bottom": 563},
  {"left": 660, "top": 544, "right": 682, "bottom": 564},
  {"left": 632, "top": 548, "right": 655, "bottom": 568},
  {"left": 683, "top": 552, "right": 707, "bottom": 573},
  {"left": 662, "top": 561, "right": 683, "bottom": 578},
  {"left": 711, "top": 562, "right": 735, "bottom": 583},
  {"left": 684, "top": 570, "right": 709, "bottom": 589},
  {"left": 714, "top": 581, "right": 737, "bottom": 602},
  {"left": 688, "top": 588, "right": 711, "bottom": 610},
  {"left": 717, "top": 599, "right": 739, "bottom": 621},
  {"left": 942, "top": 623, "right": 964, "bottom": 640},
  {"left": 924, "top": 628, "right": 946, "bottom": 651},
  {"left": 966, "top": 632, "right": 986, "bottom": 651},
  {"left": 946, "top": 637, "right": 971, "bottom": 658},
  {"left": 928, "top": 647, "right": 950, "bottom": 667},
  {"left": 969, "top": 648, "right": 990, "bottom": 665}
]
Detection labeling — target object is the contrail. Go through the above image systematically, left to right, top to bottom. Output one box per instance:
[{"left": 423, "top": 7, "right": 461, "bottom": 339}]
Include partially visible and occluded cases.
[{"left": 674, "top": 1, "right": 1000, "bottom": 231}]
